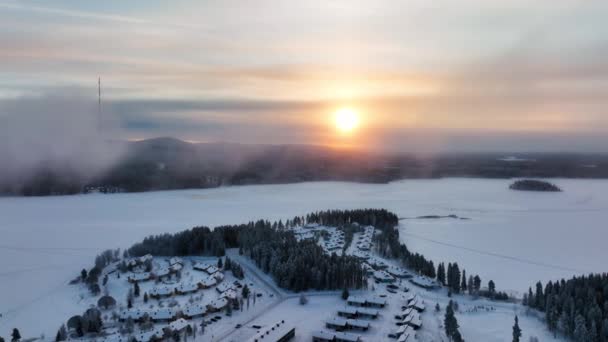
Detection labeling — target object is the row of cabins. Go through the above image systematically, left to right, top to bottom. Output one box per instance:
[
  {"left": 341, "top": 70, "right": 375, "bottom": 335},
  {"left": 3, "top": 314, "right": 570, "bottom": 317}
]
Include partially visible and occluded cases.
[
  {"left": 356, "top": 226, "right": 374, "bottom": 251},
  {"left": 324, "top": 229, "right": 346, "bottom": 251},
  {"left": 127, "top": 258, "right": 185, "bottom": 283},
  {"left": 148, "top": 273, "right": 223, "bottom": 299},
  {"left": 408, "top": 276, "right": 440, "bottom": 290},
  {"left": 346, "top": 296, "right": 387, "bottom": 308},
  {"left": 118, "top": 298, "right": 226, "bottom": 323},
  {"left": 336, "top": 307, "right": 379, "bottom": 320},
  {"left": 102, "top": 318, "right": 191, "bottom": 342},
  {"left": 325, "top": 318, "right": 370, "bottom": 332},
  {"left": 246, "top": 320, "right": 295, "bottom": 342},
  {"left": 389, "top": 325, "right": 415, "bottom": 342},
  {"left": 312, "top": 331, "right": 361, "bottom": 342}
]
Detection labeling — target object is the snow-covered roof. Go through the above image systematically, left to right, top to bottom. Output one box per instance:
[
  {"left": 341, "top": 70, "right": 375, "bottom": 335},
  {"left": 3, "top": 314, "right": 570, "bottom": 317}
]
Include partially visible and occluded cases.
[
  {"left": 169, "top": 257, "right": 183, "bottom": 266},
  {"left": 154, "top": 267, "right": 171, "bottom": 278},
  {"left": 128, "top": 272, "right": 152, "bottom": 282},
  {"left": 200, "top": 276, "right": 217, "bottom": 287},
  {"left": 176, "top": 282, "right": 198, "bottom": 293},
  {"left": 216, "top": 282, "right": 235, "bottom": 293},
  {"left": 150, "top": 286, "right": 174, "bottom": 297},
  {"left": 220, "top": 288, "right": 238, "bottom": 300},
  {"left": 207, "top": 297, "right": 229, "bottom": 310},
  {"left": 183, "top": 303, "right": 206, "bottom": 317},
  {"left": 118, "top": 308, "right": 149, "bottom": 320},
  {"left": 150, "top": 308, "right": 176, "bottom": 321},
  {"left": 326, "top": 317, "right": 348, "bottom": 327},
  {"left": 169, "top": 318, "right": 189, "bottom": 331},
  {"left": 246, "top": 321, "right": 294, "bottom": 342},
  {"left": 133, "top": 328, "right": 164, "bottom": 342},
  {"left": 312, "top": 331, "right": 335, "bottom": 340},
  {"left": 333, "top": 332, "right": 361, "bottom": 342}
]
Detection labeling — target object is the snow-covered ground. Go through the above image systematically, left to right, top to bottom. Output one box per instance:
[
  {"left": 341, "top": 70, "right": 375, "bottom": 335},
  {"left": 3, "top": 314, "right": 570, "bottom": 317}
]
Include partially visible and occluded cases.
[{"left": 1, "top": 178, "right": 607, "bottom": 338}]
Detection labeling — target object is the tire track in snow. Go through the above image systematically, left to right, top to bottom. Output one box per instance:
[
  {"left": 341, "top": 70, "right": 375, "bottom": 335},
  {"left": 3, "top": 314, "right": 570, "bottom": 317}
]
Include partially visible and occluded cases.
[{"left": 401, "top": 232, "right": 591, "bottom": 273}]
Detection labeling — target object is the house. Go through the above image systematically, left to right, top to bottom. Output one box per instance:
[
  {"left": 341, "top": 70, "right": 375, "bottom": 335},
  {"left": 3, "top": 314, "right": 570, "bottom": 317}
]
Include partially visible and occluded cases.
[
  {"left": 169, "top": 257, "right": 183, "bottom": 266},
  {"left": 193, "top": 262, "right": 212, "bottom": 272},
  {"left": 170, "top": 263, "right": 183, "bottom": 273},
  {"left": 154, "top": 267, "right": 171, "bottom": 279},
  {"left": 387, "top": 267, "right": 412, "bottom": 279},
  {"left": 373, "top": 270, "right": 395, "bottom": 283},
  {"left": 128, "top": 272, "right": 152, "bottom": 283},
  {"left": 199, "top": 276, "right": 217, "bottom": 288},
  {"left": 409, "top": 276, "right": 440, "bottom": 289},
  {"left": 175, "top": 282, "right": 199, "bottom": 295},
  {"left": 216, "top": 282, "right": 235, "bottom": 294},
  {"left": 150, "top": 286, "right": 174, "bottom": 298},
  {"left": 220, "top": 288, "right": 238, "bottom": 300},
  {"left": 346, "top": 296, "right": 367, "bottom": 307},
  {"left": 207, "top": 297, "right": 229, "bottom": 312},
  {"left": 365, "top": 297, "right": 387, "bottom": 308},
  {"left": 407, "top": 299, "right": 425, "bottom": 312},
  {"left": 183, "top": 304, "right": 206, "bottom": 319},
  {"left": 337, "top": 307, "right": 358, "bottom": 319},
  {"left": 337, "top": 307, "right": 378, "bottom": 320},
  {"left": 355, "top": 307, "right": 379, "bottom": 319},
  {"left": 150, "top": 308, "right": 177, "bottom": 322},
  {"left": 395, "top": 308, "right": 414, "bottom": 320},
  {"left": 118, "top": 309, "right": 148, "bottom": 322},
  {"left": 402, "top": 311, "right": 422, "bottom": 329},
  {"left": 168, "top": 318, "right": 189, "bottom": 333},
  {"left": 326, "top": 318, "right": 348, "bottom": 331},
  {"left": 326, "top": 318, "right": 370, "bottom": 332},
  {"left": 345, "top": 319, "right": 370, "bottom": 331},
  {"left": 246, "top": 320, "right": 295, "bottom": 342},
  {"left": 133, "top": 328, "right": 164, "bottom": 342},
  {"left": 312, "top": 331, "right": 335, "bottom": 342},
  {"left": 333, "top": 332, "right": 361, "bottom": 342}
]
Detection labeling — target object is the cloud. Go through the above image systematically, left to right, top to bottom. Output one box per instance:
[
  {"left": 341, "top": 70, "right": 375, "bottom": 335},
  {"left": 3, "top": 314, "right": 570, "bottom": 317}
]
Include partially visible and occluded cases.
[{"left": 0, "top": 88, "right": 126, "bottom": 193}]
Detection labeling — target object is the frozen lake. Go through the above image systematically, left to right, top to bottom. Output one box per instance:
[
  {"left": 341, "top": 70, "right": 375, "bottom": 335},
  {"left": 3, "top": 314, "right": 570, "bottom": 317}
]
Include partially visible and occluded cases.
[{"left": 1, "top": 178, "right": 607, "bottom": 336}]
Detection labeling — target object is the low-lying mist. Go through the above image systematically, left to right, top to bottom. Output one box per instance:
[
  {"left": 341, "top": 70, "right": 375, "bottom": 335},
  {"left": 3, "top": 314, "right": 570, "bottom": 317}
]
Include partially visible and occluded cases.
[{"left": 0, "top": 89, "right": 126, "bottom": 195}]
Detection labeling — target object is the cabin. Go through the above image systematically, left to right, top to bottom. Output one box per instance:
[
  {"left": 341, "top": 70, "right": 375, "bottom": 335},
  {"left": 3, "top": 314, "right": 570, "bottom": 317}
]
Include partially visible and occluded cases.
[
  {"left": 373, "top": 270, "right": 395, "bottom": 283},
  {"left": 128, "top": 272, "right": 152, "bottom": 283},
  {"left": 200, "top": 276, "right": 217, "bottom": 288},
  {"left": 409, "top": 276, "right": 440, "bottom": 289},
  {"left": 176, "top": 282, "right": 199, "bottom": 295},
  {"left": 216, "top": 283, "right": 235, "bottom": 294},
  {"left": 149, "top": 286, "right": 174, "bottom": 299},
  {"left": 346, "top": 296, "right": 366, "bottom": 307},
  {"left": 207, "top": 297, "right": 229, "bottom": 312},
  {"left": 183, "top": 304, "right": 207, "bottom": 319},
  {"left": 337, "top": 307, "right": 358, "bottom": 319},
  {"left": 355, "top": 307, "right": 379, "bottom": 319},
  {"left": 118, "top": 308, "right": 148, "bottom": 322},
  {"left": 150, "top": 308, "right": 177, "bottom": 322},
  {"left": 168, "top": 318, "right": 189, "bottom": 333},
  {"left": 326, "top": 318, "right": 348, "bottom": 331},
  {"left": 246, "top": 320, "right": 295, "bottom": 342},
  {"left": 312, "top": 331, "right": 336, "bottom": 342},
  {"left": 334, "top": 332, "right": 361, "bottom": 342}
]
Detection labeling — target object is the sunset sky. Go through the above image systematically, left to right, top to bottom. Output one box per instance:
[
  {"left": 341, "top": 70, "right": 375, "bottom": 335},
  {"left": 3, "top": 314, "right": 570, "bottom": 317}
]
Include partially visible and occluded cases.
[{"left": 1, "top": 0, "right": 608, "bottom": 152}]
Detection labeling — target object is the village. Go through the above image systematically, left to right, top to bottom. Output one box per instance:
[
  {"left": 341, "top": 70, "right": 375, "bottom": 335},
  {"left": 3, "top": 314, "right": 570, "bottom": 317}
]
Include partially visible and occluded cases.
[{"left": 55, "top": 221, "right": 524, "bottom": 342}]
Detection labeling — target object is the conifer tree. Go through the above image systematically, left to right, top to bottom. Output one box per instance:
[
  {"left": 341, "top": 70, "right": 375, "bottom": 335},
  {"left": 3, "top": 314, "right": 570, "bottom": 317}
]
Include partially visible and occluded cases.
[{"left": 512, "top": 316, "right": 522, "bottom": 342}]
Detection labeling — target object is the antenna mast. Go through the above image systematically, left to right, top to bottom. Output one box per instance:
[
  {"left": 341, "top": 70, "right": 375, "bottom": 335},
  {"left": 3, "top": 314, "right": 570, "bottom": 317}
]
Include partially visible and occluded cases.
[{"left": 98, "top": 77, "right": 101, "bottom": 134}]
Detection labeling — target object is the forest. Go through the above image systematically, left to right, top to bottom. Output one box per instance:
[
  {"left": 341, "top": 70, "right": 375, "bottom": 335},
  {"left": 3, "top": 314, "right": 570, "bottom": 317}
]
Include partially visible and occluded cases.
[{"left": 524, "top": 273, "right": 608, "bottom": 341}]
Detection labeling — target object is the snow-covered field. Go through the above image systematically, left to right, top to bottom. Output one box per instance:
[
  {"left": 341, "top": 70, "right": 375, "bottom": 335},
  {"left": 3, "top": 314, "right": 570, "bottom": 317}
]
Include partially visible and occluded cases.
[{"left": 1, "top": 178, "right": 607, "bottom": 338}]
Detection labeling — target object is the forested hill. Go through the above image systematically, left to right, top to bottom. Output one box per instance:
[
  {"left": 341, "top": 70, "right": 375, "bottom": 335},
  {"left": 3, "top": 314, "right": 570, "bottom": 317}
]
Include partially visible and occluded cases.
[{"left": 4, "top": 137, "right": 608, "bottom": 196}]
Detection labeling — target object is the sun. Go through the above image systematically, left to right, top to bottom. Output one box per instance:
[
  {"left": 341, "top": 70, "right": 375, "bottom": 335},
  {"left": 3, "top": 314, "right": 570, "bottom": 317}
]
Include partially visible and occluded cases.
[{"left": 334, "top": 107, "right": 360, "bottom": 133}]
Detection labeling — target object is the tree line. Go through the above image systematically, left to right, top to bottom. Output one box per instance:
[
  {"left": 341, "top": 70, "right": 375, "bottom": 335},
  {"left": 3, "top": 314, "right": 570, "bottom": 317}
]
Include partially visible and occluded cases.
[{"left": 524, "top": 273, "right": 608, "bottom": 341}]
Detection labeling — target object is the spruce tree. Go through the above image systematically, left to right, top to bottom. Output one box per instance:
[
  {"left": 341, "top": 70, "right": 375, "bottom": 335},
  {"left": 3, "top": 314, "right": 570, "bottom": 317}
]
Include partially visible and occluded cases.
[
  {"left": 341, "top": 288, "right": 350, "bottom": 300},
  {"left": 445, "top": 300, "right": 460, "bottom": 340},
  {"left": 512, "top": 316, "right": 522, "bottom": 342},
  {"left": 11, "top": 329, "right": 20, "bottom": 342}
]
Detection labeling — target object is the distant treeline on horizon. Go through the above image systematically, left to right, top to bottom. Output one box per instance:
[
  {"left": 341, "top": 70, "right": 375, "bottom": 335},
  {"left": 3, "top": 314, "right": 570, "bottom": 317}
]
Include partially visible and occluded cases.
[{"left": 2, "top": 137, "right": 608, "bottom": 196}]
